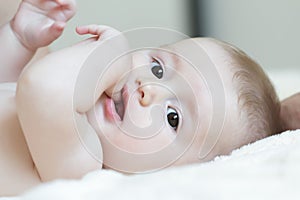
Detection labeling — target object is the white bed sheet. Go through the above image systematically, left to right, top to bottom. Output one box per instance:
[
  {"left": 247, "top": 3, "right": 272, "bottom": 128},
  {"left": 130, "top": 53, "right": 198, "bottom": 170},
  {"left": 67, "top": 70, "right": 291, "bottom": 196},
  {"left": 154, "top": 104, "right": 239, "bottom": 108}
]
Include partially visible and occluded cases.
[{"left": 1, "top": 129, "right": 299, "bottom": 200}]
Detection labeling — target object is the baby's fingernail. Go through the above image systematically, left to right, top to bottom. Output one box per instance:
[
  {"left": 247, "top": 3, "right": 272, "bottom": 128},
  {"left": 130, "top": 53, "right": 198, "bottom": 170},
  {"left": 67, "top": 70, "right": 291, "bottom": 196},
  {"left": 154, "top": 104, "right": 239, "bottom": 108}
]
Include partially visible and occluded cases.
[{"left": 54, "top": 21, "right": 66, "bottom": 30}]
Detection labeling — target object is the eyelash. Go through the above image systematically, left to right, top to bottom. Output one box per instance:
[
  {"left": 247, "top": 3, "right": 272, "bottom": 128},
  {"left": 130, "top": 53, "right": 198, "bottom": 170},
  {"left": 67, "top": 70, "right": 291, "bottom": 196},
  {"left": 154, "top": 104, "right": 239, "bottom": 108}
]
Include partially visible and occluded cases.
[
  {"left": 150, "top": 57, "right": 164, "bottom": 79},
  {"left": 167, "top": 106, "right": 180, "bottom": 132}
]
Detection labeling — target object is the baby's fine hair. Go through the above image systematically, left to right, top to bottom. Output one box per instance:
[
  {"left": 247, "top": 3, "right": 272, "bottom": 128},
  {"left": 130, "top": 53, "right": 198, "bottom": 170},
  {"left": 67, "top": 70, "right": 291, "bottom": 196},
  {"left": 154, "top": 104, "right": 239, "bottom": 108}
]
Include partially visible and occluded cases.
[{"left": 214, "top": 39, "right": 282, "bottom": 142}]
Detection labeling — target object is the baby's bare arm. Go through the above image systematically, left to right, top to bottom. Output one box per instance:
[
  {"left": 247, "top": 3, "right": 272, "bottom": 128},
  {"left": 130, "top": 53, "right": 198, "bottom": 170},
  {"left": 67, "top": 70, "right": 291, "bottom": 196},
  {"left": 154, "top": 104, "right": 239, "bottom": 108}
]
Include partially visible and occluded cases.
[
  {"left": 0, "top": 0, "right": 75, "bottom": 82},
  {"left": 0, "top": 0, "right": 50, "bottom": 75},
  {"left": 0, "top": 23, "right": 35, "bottom": 82},
  {"left": 16, "top": 25, "right": 131, "bottom": 180},
  {"left": 16, "top": 25, "right": 131, "bottom": 181},
  {"left": 16, "top": 48, "right": 104, "bottom": 181},
  {"left": 280, "top": 92, "right": 300, "bottom": 131}
]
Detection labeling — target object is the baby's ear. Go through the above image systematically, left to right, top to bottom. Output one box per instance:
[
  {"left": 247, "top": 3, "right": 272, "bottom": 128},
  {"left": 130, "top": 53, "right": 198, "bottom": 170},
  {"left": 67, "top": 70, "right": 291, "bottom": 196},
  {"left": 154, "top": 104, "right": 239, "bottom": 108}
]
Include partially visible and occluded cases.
[{"left": 280, "top": 93, "right": 300, "bottom": 131}]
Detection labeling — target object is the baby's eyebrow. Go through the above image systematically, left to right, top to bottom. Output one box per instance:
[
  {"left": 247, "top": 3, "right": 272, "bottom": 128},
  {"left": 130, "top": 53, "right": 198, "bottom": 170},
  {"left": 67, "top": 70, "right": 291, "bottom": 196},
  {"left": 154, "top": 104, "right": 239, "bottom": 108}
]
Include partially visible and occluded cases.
[
  {"left": 157, "top": 45, "right": 182, "bottom": 71},
  {"left": 167, "top": 49, "right": 182, "bottom": 71}
]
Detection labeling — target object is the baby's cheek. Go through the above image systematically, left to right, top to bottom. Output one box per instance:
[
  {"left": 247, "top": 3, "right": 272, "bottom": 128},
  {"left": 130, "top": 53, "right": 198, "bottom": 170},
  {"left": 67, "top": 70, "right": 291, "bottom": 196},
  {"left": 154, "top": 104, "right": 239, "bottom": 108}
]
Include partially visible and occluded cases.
[{"left": 101, "top": 126, "right": 173, "bottom": 155}]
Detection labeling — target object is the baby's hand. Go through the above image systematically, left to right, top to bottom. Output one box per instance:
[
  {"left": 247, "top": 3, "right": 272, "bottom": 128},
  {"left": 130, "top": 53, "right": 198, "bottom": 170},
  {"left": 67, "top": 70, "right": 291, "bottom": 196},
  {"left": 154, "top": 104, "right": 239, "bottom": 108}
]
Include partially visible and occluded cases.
[
  {"left": 11, "top": 0, "right": 76, "bottom": 51},
  {"left": 76, "top": 25, "right": 132, "bottom": 102}
]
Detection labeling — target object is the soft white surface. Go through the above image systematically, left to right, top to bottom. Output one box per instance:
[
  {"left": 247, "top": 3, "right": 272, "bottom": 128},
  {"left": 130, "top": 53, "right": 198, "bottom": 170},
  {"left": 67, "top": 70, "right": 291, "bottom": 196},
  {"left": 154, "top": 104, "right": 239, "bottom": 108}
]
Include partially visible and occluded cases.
[{"left": 2, "top": 129, "right": 300, "bottom": 200}]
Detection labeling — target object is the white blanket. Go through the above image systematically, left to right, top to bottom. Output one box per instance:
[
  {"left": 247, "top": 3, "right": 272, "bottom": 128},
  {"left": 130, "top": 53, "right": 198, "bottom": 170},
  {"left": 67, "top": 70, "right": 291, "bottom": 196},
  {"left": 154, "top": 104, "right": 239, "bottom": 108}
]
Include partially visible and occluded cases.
[{"left": 3, "top": 129, "right": 300, "bottom": 200}]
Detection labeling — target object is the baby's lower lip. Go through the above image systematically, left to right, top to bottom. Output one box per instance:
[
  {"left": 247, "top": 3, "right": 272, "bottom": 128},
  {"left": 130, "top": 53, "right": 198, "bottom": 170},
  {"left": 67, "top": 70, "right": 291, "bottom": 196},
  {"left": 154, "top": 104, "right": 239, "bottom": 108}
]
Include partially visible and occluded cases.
[{"left": 104, "top": 95, "right": 121, "bottom": 122}]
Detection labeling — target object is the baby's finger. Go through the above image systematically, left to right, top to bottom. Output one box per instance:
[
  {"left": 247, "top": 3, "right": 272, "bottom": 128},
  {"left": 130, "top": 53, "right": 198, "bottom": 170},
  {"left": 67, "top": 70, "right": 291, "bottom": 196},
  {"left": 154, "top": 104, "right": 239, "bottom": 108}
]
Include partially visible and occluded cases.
[
  {"left": 54, "top": 0, "right": 76, "bottom": 20},
  {"left": 55, "top": 0, "right": 76, "bottom": 9},
  {"left": 42, "top": 21, "right": 65, "bottom": 45},
  {"left": 51, "top": 21, "right": 65, "bottom": 33},
  {"left": 76, "top": 25, "right": 121, "bottom": 41},
  {"left": 76, "top": 25, "right": 109, "bottom": 36}
]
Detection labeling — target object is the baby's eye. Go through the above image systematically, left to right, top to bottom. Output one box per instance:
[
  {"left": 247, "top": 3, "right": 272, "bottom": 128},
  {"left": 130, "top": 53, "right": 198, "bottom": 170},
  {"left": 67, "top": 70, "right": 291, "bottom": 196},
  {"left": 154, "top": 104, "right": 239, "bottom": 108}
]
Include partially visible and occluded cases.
[
  {"left": 151, "top": 59, "right": 164, "bottom": 79},
  {"left": 167, "top": 107, "right": 179, "bottom": 131}
]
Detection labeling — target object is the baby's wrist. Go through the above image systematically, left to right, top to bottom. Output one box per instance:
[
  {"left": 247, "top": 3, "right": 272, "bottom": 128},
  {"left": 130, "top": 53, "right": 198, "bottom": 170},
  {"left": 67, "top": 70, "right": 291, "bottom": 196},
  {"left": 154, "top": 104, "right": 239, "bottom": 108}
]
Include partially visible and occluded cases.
[{"left": 9, "top": 20, "right": 37, "bottom": 53}]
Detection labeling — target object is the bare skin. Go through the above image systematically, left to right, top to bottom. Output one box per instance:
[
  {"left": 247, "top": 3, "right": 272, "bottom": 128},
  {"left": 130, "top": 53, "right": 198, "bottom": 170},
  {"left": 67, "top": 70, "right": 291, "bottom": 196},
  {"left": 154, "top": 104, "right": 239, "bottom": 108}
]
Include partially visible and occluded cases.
[
  {"left": 0, "top": 0, "right": 49, "bottom": 71},
  {"left": 0, "top": 0, "right": 76, "bottom": 195},
  {"left": 0, "top": 0, "right": 130, "bottom": 196},
  {"left": 0, "top": 25, "right": 130, "bottom": 195},
  {"left": 0, "top": 83, "right": 40, "bottom": 195},
  {"left": 280, "top": 93, "right": 300, "bottom": 131}
]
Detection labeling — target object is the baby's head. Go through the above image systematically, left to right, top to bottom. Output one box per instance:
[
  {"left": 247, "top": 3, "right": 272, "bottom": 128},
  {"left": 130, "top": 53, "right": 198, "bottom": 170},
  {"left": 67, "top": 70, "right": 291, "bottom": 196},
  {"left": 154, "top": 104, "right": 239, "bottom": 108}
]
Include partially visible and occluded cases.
[
  {"left": 18, "top": 30, "right": 282, "bottom": 173},
  {"left": 86, "top": 37, "right": 282, "bottom": 171},
  {"left": 209, "top": 38, "right": 282, "bottom": 141}
]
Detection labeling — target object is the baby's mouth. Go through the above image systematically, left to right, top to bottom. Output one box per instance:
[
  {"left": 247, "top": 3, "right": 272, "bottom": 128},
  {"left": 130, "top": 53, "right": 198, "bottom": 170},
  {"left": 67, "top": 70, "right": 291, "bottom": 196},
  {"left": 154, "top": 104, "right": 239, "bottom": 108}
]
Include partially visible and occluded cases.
[
  {"left": 112, "top": 87, "right": 126, "bottom": 120},
  {"left": 114, "top": 99, "right": 124, "bottom": 120}
]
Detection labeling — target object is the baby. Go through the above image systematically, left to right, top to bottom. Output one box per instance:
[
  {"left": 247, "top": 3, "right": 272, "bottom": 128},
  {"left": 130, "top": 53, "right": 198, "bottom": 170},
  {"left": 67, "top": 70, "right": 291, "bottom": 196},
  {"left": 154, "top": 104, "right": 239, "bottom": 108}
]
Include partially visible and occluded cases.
[{"left": 0, "top": 0, "right": 292, "bottom": 196}]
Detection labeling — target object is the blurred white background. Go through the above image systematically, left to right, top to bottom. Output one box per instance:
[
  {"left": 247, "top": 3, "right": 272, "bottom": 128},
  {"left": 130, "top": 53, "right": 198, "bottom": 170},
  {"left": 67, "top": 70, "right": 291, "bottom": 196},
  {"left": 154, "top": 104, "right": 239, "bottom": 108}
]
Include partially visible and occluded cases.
[
  {"left": 1, "top": 0, "right": 299, "bottom": 72},
  {"left": 50, "top": 0, "right": 192, "bottom": 51},
  {"left": 51, "top": 0, "right": 300, "bottom": 71},
  {"left": 195, "top": 0, "right": 300, "bottom": 98},
  {"left": 199, "top": 0, "right": 300, "bottom": 71}
]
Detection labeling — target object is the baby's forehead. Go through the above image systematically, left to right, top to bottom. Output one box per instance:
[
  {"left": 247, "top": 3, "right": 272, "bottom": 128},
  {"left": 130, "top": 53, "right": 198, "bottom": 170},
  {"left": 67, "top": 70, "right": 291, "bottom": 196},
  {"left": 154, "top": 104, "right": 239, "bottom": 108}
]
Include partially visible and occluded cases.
[
  {"left": 158, "top": 38, "right": 227, "bottom": 62},
  {"left": 160, "top": 38, "right": 232, "bottom": 71},
  {"left": 163, "top": 38, "right": 241, "bottom": 102}
]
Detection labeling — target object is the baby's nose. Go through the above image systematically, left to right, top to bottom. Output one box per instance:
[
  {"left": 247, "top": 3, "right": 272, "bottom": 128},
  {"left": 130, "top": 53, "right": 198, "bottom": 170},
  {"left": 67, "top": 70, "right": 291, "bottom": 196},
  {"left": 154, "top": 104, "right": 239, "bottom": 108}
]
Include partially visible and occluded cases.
[
  {"left": 136, "top": 79, "right": 170, "bottom": 107},
  {"left": 138, "top": 84, "right": 153, "bottom": 106}
]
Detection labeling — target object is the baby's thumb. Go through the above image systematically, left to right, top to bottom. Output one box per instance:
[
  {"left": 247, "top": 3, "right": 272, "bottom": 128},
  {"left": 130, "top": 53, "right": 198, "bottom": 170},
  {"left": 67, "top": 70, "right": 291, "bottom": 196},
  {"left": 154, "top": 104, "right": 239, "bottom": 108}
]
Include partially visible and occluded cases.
[{"left": 46, "top": 21, "right": 66, "bottom": 43}]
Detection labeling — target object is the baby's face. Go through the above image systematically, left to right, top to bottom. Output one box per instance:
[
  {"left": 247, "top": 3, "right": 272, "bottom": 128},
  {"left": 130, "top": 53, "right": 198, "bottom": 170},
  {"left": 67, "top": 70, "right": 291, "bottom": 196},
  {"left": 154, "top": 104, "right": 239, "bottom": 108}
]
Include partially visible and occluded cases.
[{"left": 86, "top": 38, "right": 244, "bottom": 172}]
